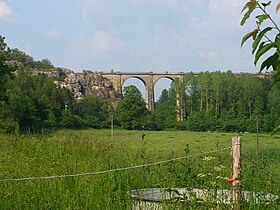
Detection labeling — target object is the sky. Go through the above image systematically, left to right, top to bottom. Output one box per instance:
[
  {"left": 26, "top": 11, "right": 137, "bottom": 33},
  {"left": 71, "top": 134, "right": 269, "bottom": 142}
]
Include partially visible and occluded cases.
[{"left": 0, "top": 0, "right": 276, "bottom": 99}]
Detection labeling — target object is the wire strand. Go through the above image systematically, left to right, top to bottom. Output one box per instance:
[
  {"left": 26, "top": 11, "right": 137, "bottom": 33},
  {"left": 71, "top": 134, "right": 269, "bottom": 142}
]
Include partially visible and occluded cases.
[{"left": 0, "top": 147, "right": 231, "bottom": 182}]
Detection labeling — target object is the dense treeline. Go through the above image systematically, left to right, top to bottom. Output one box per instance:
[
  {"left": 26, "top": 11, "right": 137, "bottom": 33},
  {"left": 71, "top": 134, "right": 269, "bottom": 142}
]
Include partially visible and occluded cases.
[
  {"left": 1, "top": 35, "right": 280, "bottom": 133},
  {"left": 0, "top": 36, "right": 111, "bottom": 133},
  {"left": 0, "top": 69, "right": 112, "bottom": 133},
  {"left": 169, "top": 71, "right": 280, "bottom": 133}
]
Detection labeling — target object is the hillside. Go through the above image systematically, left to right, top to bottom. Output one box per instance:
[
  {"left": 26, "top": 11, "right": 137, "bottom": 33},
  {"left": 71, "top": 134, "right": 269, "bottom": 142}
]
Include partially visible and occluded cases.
[{"left": 31, "top": 68, "right": 119, "bottom": 100}]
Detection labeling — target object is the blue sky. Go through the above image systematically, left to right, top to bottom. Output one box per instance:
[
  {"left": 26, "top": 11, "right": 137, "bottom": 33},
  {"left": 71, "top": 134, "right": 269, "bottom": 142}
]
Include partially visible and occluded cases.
[
  {"left": 0, "top": 0, "right": 275, "bottom": 98},
  {"left": 0, "top": 0, "right": 261, "bottom": 72}
]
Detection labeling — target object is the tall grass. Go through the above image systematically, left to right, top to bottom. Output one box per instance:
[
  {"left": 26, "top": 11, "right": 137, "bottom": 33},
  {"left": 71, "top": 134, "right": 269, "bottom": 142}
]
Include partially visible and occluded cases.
[{"left": 0, "top": 130, "right": 279, "bottom": 209}]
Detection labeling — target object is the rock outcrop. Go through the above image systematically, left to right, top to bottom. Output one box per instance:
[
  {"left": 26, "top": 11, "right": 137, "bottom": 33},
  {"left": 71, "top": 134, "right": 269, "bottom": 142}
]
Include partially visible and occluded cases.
[{"left": 32, "top": 68, "right": 118, "bottom": 99}]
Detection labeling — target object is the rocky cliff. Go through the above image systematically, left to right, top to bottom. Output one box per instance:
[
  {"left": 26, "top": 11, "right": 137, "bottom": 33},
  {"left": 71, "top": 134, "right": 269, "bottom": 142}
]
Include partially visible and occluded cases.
[{"left": 32, "top": 68, "right": 119, "bottom": 99}]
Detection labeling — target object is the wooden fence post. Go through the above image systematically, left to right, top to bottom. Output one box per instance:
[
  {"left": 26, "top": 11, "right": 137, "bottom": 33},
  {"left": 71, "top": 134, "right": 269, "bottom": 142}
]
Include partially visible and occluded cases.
[{"left": 231, "top": 136, "right": 241, "bottom": 210}]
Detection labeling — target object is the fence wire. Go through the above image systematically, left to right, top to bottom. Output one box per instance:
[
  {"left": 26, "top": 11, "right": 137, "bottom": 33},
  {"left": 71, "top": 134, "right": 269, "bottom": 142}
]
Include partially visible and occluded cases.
[{"left": 0, "top": 147, "right": 231, "bottom": 182}]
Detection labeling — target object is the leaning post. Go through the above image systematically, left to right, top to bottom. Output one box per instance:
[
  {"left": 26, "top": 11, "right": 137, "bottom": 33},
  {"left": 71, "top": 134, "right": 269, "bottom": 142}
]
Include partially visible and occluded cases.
[{"left": 231, "top": 136, "right": 241, "bottom": 210}]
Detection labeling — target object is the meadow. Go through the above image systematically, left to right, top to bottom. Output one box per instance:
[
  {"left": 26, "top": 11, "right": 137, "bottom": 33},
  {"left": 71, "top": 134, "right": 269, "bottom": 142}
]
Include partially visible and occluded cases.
[{"left": 0, "top": 129, "right": 279, "bottom": 209}]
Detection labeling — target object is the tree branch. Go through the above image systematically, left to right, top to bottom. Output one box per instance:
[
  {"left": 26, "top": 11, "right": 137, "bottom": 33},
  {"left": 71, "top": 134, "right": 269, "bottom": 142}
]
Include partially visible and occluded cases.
[{"left": 258, "top": 2, "right": 280, "bottom": 33}]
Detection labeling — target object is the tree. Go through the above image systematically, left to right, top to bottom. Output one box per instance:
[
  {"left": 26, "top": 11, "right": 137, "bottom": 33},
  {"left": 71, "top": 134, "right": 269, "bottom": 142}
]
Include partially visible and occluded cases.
[
  {"left": 241, "top": 1, "right": 280, "bottom": 80},
  {"left": 241, "top": 1, "right": 280, "bottom": 133},
  {"left": 0, "top": 36, "right": 14, "bottom": 102},
  {"left": 6, "top": 48, "right": 54, "bottom": 69},
  {"left": 7, "top": 48, "right": 34, "bottom": 68},
  {"left": 38, "top": 59, "right": 53, "bottom": 69},
  {"left": 0, "top": 71, "right": 75, "bottom": 133},
  {"left": 184, "top": 72, "right": 200, "bottom": 116},
  {"left": 170, "top": 77, "right": 187, "bottom": 121},
  {"left": 268, "top": 82, "right": 280, "bottom": 127},
  {"left": 115, "top": 85, "right": 147, "bottom": 130},
  {"left": 154, "top": 89, "right": 176, "bottom": 130},
  {"left": 157, "top": 89, "right": 170, "bottom": 103},
  {"left": 74, "top": 95, "right": 109, "bottom": 128}
]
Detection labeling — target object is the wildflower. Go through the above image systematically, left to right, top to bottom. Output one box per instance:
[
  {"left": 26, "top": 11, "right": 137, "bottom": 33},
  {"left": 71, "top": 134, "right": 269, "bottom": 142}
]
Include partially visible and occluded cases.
[
  {"left": 202, "top": 156, "right": 217, "bottom": 161},
  {"left": 226, "top": 177, "right": 235, "bottom": 183}
]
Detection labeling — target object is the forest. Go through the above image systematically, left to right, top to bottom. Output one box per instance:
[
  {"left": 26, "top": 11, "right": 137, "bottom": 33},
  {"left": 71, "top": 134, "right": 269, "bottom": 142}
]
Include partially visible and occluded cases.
[{"left": 1, "top": 35, "right": 280, "bottom": 134}]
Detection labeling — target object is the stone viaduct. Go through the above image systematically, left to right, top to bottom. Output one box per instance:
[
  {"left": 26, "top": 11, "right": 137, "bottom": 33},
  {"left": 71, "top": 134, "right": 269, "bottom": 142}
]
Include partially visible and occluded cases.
[{"left": 100, "top": 71, "right": 186, "bottom": 121}]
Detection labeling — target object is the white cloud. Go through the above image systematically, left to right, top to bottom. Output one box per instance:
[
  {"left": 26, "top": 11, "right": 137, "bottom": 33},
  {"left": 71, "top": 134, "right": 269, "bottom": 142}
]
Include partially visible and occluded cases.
[
  {"left": 72, "top": 0, "right": 257, "bottom": 72},
  {"left": 81, "top": 0, "right": 103, "bottom": 23},
  {"left": 81, "top": 0, "right": 183, "bottom": 23},
  {"left": 135, "top": 0, "right": 179, "bottom": 8},
  {"left": 191, "top": 0, "right": 244, "bottom": 33},
  {"left": 192, "top": 0, "right": 206, "bottom": 6},
  {"left": 209, "top": 0, "right": 244, "bottom": 27},
  {"left": 209, "top": 0, "right": 242, "bottom": 15},
  {"left": 0, "top": 1, "right": 15, "bottom": 20},
  {"left": 43, "top": 28, "right": 62, "bottom": 38},
  {"left": 65, "top": 31, "right": 138, "bottom": 71},
  {"left": 71, "top": 31, "right": 128, "bottom": 62},
  {"left": 89, "top": 31, "right": 127, "bottom": 53},
  {"left": 198, "top": 50, "right": 220, "bottom": 65}
]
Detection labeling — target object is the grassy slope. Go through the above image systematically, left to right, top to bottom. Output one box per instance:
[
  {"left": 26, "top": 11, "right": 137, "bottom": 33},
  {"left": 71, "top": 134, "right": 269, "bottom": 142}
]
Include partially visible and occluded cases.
[{"left": 0, "top": 129, "right": 279, "bottom": 209}]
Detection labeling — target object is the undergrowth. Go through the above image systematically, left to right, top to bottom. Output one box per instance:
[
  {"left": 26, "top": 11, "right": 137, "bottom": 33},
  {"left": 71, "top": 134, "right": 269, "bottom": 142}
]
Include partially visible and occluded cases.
[{"left": 0, "top": 130, "right": 279, "bottom": 209}]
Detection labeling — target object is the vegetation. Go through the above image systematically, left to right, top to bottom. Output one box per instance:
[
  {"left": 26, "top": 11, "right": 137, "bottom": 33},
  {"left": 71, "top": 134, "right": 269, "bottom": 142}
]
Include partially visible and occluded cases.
[
  {"left": 240, "top": 1, "right": 280, "bottom": 133},
  {"left": 241, "top": 1, "right": 280, "bottom": 79},
  {"left": 1, "top": 18, "right": 280, "bottom": 208},
  {"left": 1, "top": 35, "right": 280, "bottom": 134},
  {"left": 0, "top": 36, "right": 14, "bottom": 102},
  {"left": 6, "top": 48, "right": 53, "bottom": 70},
  {"left": 181, "top": 72, "right": 276, "bottom": 133},
  {"left": 114, "top": 85, "right": 147, "bottom": 130},
  {"left": 154, "top": 89, "right": 177, "bottom": 130},
  {"left": 0, "top": 129, "right": 279, "bottom": 209}
]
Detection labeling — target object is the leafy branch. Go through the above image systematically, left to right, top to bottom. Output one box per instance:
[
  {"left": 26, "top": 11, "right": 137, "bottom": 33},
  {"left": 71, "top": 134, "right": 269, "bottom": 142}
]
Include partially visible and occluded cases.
[{"left": 241, "top": 0, "right": 280, "bottom": 80}]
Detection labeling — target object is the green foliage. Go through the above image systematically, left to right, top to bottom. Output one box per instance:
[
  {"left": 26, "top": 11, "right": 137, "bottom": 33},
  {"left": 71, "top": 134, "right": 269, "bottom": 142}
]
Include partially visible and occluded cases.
[
  {"left": 240, "top": 0, "right": 258, "bottom": 26},
  {"left": 241, "top": 1, "right": 280, "bottom": 79},
  {"left": 1, "top": 34, "right": 280, "bottom": 133},
  {"left": 0, "top": 36, "right": 14, "bottom": 102},
  {"left": 6, "top": 48, "right": 53, "bottom": 69},
  {"left": 0, "top": 71, "right": 74, "bottom": 133},
  {"left": 0, "top": 71, "right": 114, "bottom": 133},
  {"left": 177, "top": 71, "right": 278, "bottom": 132},
  {"left": 115, "top": 85, "right": 148, "bottom": 130},
  {"left": 154, "top": 89, "right": 176, "bottom": 130},
  {"left": 74, "top": 95, "right": 110, "bottom": 128},
  {"left": 60, "top": 109, "right": 83, "bottom": 129},
  {"left": 186, "top": 111, "right": 211, "bottom": 131},
  {"left": 142, "top": 112, "right": 159, "bottom": 130},
  {"left": 0, "top": 130, "right": 279, "bottom": 209}
]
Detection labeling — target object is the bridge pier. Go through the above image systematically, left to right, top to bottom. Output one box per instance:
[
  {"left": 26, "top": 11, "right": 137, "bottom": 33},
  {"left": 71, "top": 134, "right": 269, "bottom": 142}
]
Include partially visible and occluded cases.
[
  {"left": 100, "top": 72, "right": 185, "bottom": 121},
  {"left": 145, "top": 78, "right": 155, "bottom": 112},
  {"left": 176, "top": 94, "right": 186, "bottom": 122}
]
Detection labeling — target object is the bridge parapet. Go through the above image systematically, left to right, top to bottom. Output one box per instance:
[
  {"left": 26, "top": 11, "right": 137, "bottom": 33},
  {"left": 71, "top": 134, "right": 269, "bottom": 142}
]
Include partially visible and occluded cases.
[{"left": 98, "top": 72, "right": 186, "bottom": 116}]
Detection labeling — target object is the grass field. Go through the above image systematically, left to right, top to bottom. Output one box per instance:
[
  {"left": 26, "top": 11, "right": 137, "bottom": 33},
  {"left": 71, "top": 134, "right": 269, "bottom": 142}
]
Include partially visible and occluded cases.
[{"left": 0, "top": 129, "right": 279, "bottom": 209}]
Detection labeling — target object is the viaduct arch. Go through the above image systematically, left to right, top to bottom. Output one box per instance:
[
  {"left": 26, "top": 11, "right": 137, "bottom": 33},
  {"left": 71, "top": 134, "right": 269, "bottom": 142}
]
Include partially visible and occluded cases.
[{"left": 100, "top": 72, "right": 185, "bottom": 121}]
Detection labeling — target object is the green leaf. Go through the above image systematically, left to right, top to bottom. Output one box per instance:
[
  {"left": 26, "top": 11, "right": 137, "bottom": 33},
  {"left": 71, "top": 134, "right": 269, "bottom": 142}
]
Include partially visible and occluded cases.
[
  {"left": 240, "top": 0, "right": 258, "bottom": 26},
  {"left": 261, "top": 1, "right": 271, "bottom": 7},
  {"left": 241, "top": 2, "right": 252, "bottom": 13},
  {"left": 276, "top": 3, "right": 280, "bottom": 13},
  {"left": 256, "top": 14, "right": 268, "bottom": 25},
  {"left": 252, "top": 27, "right": 272, "bottom": 54},
  {"left": 241, "top": 29, "right": 258, "bottom": 47},
  {"left": 275, "top": 33, "right": 280, "bottom": 50},
  {"left": 254, "top": 42, "right": 275, "bottom": 65},
  {"left": 260, "top": 52, "right": 278, "bottom": 71},
  {"left": 272, "top": 52, "right": 280, "bottom": 69},
  {"left": 273, "top": 64, "right": 280, "bottom": 81}
]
